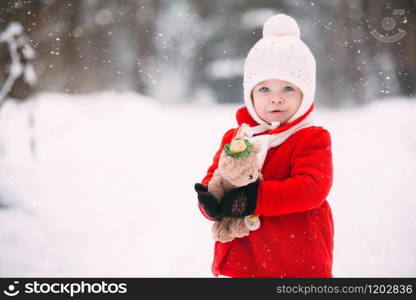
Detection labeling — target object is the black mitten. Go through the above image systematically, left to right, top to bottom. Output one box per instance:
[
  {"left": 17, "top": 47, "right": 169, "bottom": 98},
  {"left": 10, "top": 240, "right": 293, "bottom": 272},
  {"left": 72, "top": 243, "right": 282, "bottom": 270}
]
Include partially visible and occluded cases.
[
  {"left": 218, "top": 180, "right": 259, "bottom": 218},
  {"left": 194, "top": 183, "right": 220, "bottom": 219}
]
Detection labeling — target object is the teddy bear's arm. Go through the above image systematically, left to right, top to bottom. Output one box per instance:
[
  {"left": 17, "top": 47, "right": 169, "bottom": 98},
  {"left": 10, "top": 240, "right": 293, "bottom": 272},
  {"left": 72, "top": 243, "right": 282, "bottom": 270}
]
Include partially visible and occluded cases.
[
  {"left": 200, "top": 128, "right": 236, "bottom": 186},
  {"left": 197, "top": 129, "right": 237, "bottom": 221},
  {"left": 208, "top": 170, "right": 225, "bottom": 201}
]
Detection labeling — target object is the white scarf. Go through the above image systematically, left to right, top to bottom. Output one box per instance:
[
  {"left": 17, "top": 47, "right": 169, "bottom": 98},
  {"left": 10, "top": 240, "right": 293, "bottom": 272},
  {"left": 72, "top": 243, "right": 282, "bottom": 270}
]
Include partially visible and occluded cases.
[{"left": 242, "top": 111, "right": 316, "bottom": 170}]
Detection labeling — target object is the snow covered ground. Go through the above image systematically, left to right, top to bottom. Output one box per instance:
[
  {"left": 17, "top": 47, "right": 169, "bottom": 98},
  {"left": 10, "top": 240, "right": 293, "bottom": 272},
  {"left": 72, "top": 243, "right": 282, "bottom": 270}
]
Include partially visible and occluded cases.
[{"left": 0, "top": 92, "right": 415, "bottom": 277}]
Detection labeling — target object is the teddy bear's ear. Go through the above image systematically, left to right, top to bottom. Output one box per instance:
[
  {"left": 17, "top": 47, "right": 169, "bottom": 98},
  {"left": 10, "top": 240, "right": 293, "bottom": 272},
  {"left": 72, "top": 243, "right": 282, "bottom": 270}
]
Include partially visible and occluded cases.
[{"left": 252, "top": 141, "right": 262, "bottom": 153}]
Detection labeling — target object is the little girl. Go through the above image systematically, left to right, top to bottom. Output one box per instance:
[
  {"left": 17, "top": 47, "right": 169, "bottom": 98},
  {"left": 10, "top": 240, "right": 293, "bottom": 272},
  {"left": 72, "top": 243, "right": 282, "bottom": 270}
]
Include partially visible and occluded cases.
[{"left": 194, "top": 14, "right": 334, "bottom": 278}]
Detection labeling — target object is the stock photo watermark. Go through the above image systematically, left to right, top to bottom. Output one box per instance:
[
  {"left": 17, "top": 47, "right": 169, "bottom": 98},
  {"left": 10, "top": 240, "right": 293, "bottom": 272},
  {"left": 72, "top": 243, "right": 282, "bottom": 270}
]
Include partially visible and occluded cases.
[
  {"left": 370, "top": 9, "right": 407, "bottom": 43},
  {"left": 2, "top": 280, "right": 127, "bottom": 297}
]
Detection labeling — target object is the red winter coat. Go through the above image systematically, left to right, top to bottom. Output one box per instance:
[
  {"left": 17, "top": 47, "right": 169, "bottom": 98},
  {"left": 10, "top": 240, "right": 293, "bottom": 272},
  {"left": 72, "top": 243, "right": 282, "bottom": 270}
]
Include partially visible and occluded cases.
[{"left": 198, "top": 104, "right": 334, "bottom": 278}]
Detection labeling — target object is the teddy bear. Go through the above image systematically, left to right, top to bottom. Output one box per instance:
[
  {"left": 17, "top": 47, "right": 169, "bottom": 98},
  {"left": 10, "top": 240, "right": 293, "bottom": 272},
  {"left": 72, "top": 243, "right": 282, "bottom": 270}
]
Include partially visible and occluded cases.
[{"left": 208, "top": 123, "right": 263, "bottom": 243}]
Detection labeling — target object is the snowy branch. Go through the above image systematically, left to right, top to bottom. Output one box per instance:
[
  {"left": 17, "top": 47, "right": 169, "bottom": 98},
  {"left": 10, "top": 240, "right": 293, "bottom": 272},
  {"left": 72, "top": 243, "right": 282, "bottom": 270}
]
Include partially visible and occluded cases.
[{"left": 0, "top": 22, "right": 37, "bottom": 108}]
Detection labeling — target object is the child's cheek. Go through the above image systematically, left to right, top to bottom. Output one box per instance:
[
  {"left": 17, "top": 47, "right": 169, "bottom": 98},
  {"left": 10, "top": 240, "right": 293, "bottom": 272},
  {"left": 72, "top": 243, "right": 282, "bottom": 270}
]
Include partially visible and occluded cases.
[
  {"left": 252, "top": 95, "right": 261, "bottom": 110},
  {"left": 255, "top": 98, "right": 267, "bottom": 112}
]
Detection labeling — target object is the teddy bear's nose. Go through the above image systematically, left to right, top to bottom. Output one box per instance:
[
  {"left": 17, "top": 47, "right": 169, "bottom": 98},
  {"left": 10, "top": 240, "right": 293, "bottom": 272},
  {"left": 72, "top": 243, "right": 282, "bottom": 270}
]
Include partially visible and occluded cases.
[{"left": 248, "top": 175, "right": 253, "bottom": 179}]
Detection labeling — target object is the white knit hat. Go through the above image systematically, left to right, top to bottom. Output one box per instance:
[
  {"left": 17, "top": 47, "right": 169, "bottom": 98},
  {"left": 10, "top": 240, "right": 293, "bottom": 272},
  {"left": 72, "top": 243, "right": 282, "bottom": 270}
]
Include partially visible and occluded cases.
[{"left": 243, "top": 14, "right": 316, "bottom": 126}]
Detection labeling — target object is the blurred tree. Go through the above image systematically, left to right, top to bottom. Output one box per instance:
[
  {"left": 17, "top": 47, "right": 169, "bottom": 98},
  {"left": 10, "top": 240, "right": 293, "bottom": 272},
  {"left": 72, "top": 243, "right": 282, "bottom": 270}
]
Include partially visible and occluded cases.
[
  {"left": 0, "top": 0, "right": 415, "bottom": 106},
  {"left": 135, "top": 0, "right": 161, "bottom": 95},
  {"left": 188, "top": 0, "right": 285, "bottom": 104},
  {"left": 336, "top": 0, "right": 367, "bottom": 104},
  {"left": 390, "top": 1, "right": 416, "bottom": 97}
]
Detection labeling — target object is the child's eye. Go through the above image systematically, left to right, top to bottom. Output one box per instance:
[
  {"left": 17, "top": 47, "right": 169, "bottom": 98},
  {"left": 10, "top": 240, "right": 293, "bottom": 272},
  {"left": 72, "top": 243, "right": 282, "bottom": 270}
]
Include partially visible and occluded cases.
[
  {"left": 283, "top": 86, "right": 294, "bottom": 92},
  {"left": 258, "top": 87, "right": 270, "bottom": 93}
]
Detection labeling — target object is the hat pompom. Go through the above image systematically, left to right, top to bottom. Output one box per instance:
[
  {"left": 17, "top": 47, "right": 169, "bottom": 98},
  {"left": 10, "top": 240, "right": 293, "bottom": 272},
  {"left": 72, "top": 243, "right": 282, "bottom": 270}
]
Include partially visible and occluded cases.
[{"left": 262, "top": 14, "right": 300, "bottom": 39}]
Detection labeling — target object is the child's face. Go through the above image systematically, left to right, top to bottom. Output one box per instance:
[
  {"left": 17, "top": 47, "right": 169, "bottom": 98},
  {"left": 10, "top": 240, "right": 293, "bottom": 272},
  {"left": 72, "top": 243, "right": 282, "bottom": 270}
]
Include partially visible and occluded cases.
[{"left": 251, "top": 79, "right": 303, "bottom": 125}]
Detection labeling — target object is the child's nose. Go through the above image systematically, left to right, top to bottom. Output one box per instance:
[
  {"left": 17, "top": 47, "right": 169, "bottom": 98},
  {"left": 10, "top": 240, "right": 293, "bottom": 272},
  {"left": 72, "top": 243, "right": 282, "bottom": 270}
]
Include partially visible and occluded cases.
[{"left": 271, "top": 97, "right": 284, "bottom": 104}]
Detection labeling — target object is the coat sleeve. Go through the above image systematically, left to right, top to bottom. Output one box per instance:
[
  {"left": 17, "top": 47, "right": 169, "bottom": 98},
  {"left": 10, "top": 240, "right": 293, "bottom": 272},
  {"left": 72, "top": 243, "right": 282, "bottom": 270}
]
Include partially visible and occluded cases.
[
  {"left": 197, "top": 128, "right": 236, "bottom": 221},
  {"left": 253, "top": 128, "right": 333, "bottom": 217}
]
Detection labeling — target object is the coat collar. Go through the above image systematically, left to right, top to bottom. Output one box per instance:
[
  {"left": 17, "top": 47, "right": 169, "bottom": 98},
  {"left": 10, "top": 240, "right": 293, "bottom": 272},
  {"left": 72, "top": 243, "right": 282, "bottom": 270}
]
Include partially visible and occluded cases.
[{"left": 236, "top": 103, "right": 315, "bottom": 135}]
